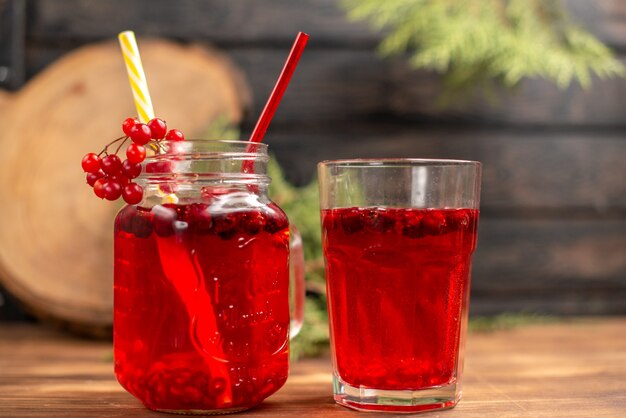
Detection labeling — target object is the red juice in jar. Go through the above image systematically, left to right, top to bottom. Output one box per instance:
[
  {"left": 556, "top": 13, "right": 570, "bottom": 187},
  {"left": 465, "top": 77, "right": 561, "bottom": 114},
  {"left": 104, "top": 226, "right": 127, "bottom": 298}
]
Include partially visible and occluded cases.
[
  {"left": 114, "top": 197, "right": 291, "bottom": 413},
  {"left": 322, "top": 207, "right": 479, "bottom": 390}
]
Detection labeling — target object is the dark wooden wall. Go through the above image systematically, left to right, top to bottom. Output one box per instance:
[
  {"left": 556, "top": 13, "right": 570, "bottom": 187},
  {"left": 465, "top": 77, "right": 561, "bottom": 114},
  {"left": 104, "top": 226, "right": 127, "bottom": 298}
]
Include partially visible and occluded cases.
[{"left": 1, "top": 0, "right": 625, "bottom": 317}]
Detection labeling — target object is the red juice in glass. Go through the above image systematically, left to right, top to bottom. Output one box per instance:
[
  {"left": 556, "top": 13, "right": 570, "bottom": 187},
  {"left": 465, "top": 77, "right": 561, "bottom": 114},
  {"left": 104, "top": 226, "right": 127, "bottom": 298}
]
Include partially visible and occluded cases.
[
  {"left": 113, "top": 140, "right": 304, "bottom": 415},
  {"left": 318, "top": 159, "right": 481, "bottom": 413},
  {"left": 114, "top": 202, "right": 291, "bottom": 412},
  {"left": 322, "top": 207, "right": 478, "bottom": 389}
]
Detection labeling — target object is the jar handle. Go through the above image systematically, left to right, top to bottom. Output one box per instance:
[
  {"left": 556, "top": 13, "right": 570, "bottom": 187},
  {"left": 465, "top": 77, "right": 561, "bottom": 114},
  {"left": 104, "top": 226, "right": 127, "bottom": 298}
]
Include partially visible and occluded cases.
[{"left": 289, "top": 224, "right": 305, "bottom": 339}]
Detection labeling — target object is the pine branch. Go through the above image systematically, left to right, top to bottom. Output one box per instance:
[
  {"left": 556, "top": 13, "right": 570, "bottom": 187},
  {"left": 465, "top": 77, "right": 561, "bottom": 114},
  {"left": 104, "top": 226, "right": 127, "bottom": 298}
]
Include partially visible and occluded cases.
[{"left": 342, "top": 0, "right": 624, "bottom": 95}]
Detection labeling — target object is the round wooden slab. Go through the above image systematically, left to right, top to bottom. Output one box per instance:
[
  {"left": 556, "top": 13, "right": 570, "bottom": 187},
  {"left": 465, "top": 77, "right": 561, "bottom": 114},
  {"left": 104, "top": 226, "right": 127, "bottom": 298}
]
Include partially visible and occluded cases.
[
  {"left": 0, "top": 40, "right": 250, "bottom": 336},
  {"left": 0, "top": 90, "right": 11, "bottom": 125}
]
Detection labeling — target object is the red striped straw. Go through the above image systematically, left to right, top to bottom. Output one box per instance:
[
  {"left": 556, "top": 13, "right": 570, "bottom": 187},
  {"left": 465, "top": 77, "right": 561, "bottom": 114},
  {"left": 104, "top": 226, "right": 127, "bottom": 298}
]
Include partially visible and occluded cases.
[{"left": 248, "top": 32, "right": 309, "bottom": 143}]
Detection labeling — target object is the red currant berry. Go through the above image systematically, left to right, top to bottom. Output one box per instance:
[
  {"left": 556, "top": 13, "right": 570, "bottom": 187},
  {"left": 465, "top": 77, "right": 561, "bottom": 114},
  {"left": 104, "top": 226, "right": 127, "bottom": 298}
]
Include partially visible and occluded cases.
[
  {"left": 122, "top": 117, "right": 139, "bottom": 136},
  {"left": 147, "top": 118, "right": 167, "bottom": 139},
  {"left": 129, "top": 123, "right": 152, "bottom": 145},
  {"left": 165, "top": 129, "right": 184, "bottom": 142},
  {"left": 126, "top": 143, "right": 146, "bottom": 164},
  {"left": 81, "top": 153, "right": 101, "bottom": 173},
  {"left": 100, "top": 154, "right": 122, "bottom": 176},
  {"left": 121, "top": 159, "right": 141, "bottom": 179},
  {"left": 145, "top": 160, "right": 172, "bottom": 173},
  {"left": 86, "top": 170, "right": 105, "bottom": 187},
  {"left": 109, "top": 174, "right": 130, "bottom": 187},
  {"left": 93, "top": 178, "right": 106, "bottom": 199},
  {"left": 102, "top": 180, "right": 122, "bottom": 201},
  {"left": 122, "top": 183, "right": 143, "bottom": 205},
  {"left": 186, "top": 203, "right": 212, "bottom": 234},
  {"left": 264, "top": 203, "right": 289, "bottom": 234},
  {"left": 152, "top": 205, "right": 178, "bottom": 237},
  {"left": 118, "top": 206, "right": 153, "bottom": 238},
  {"left": 340, "top": 207, "right": 364, "bottom": 235},
  {"left": 366, "top": 208, "right": 396, "bottom": 233},
  {"left": 241, "top": 209, "right": 266, "bottom": 235},
  {"left": 322, "top": 210, "right": 338, "bottom": 232},
  {"left": 402, "top": 210, "right": 424, "bottom": 238},
  {"left": 422, "top": 210, "right": 447, "bottom": 236},
  {"left": 447, "top": 210, "right": 470, "bottom": 231},
  {"left": 212, "top": 212, "right": 239, "bottom": 240},
  {"left": 211, "top": 378, "right": 227, "bottom": 396}
]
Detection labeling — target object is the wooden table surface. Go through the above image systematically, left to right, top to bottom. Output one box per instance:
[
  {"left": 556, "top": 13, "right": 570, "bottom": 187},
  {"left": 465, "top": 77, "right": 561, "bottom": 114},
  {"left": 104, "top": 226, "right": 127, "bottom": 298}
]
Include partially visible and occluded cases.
[{"left": 1, "top": 319, "right": 625, "bottom": 417}]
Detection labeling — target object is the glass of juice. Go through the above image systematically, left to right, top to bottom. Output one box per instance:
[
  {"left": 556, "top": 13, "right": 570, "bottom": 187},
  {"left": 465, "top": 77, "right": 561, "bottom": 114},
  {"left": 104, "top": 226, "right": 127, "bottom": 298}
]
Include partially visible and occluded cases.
[
  {"left": 114, "top": 140, "right": 305, "bottom": 414},
  {"left": 318, "top": 159, "right": 481, "bottom": 413}
]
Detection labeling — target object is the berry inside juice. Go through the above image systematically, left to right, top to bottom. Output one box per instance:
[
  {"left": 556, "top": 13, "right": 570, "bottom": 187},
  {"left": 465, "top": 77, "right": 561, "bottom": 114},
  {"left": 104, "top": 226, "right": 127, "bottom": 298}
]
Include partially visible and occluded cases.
[
  {"left": 114, "top": 195, "right": 290, "bottom": 412},
  {"left": 322, "top": 207, "right": 478, "bottom": 390}
]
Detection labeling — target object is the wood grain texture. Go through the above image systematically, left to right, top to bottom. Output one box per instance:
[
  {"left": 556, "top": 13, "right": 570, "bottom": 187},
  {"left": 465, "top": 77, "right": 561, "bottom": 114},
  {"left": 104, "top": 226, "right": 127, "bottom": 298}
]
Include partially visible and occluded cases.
[
  {"left": 23, "top": 0, "right": 626, "bottom": 127},
  {"left": 26, "top": 0, "right": 626, "bottom": 49},
  {"left": 26, "top": 0, "right": 373, "bottom": 46},
  {"left": 565, "top": 0, "right": 626, "bottom": 50},
  {"left": 0, "top": 40, "right": 249, "bottom": 334},
  {"left": 25, "top": 46, "right": 626, "bottom": 128},
  {"left": 231, "top": 49, "right": 626, "bottom": 128},
  {"left": 267, "top": 126, "right": 626, "bottom": 211},
  {"left": 471, "top": 218, "right": 626, "bottom": 315},
  {"left": 1, "top": 320, "right": 625, "bottom": 417}
]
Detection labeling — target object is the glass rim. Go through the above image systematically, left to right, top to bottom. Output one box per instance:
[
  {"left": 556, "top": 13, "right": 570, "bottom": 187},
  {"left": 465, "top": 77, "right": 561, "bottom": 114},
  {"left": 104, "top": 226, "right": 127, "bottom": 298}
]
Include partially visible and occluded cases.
[{"left": 318, "top": 158, "right": 481, "bottom": 168}]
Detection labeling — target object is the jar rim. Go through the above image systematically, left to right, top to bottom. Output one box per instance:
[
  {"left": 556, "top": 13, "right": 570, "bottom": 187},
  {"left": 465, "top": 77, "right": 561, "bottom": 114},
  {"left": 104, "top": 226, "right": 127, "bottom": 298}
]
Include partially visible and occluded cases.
[
  {"left": 135, "top": 139, "right": 271, "bottom": 186},
  {"left": 142, "top": 139, "right": 269, "bottom": 163},
  {"left": 145, "top": 139, "right": 268, "bottom": 152}
]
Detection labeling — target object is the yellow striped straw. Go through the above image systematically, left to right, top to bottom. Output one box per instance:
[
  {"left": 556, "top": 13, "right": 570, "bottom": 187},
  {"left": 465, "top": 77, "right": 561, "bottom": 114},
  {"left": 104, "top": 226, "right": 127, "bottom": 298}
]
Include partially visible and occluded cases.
[
  {"left": 118, "top": 31, "right": 155, "bottom": 123},
  {"left": 118, "top": 31, "right": 176, "bottom": 201}
]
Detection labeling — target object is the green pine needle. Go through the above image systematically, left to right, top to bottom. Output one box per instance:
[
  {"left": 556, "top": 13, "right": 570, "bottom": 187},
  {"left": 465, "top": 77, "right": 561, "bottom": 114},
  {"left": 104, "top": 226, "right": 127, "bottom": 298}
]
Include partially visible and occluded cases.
[{"left": 342, "top": 0, "right": 624, "bottom": 94}]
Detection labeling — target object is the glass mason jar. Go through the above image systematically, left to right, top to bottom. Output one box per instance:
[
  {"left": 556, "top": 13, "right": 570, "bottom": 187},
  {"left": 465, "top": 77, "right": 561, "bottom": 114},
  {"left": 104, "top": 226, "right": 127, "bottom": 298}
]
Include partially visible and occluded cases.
[{"left": 113, "top": 140, "right": 304, "bottom": 414}]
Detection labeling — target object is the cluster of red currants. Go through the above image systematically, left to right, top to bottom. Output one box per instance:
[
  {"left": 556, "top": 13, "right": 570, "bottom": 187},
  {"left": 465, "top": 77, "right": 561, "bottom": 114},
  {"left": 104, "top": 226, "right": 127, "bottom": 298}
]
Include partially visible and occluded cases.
[{"left": 81, "top": 117, "right": 184, "bottom": 204}]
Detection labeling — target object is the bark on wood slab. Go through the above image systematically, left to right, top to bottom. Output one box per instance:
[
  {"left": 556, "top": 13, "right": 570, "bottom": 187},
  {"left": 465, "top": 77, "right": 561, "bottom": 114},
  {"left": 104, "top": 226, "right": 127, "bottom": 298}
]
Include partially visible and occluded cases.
[{"left": 0, "top": 39, "right": 250, "bottom": 336}]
